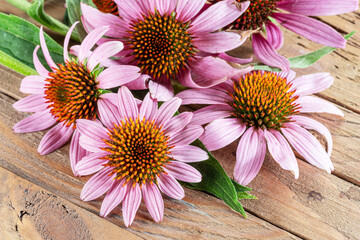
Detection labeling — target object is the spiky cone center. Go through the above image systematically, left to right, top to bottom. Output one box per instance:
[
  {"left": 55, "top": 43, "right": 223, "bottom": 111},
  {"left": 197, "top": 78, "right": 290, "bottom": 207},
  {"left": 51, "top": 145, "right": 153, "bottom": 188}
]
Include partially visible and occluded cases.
[
  {"left": 92, "top": 0, "right": 118, "bottom": 15},
  {"left": 209, "top": 0, "right": 278, "bottom": 31},
  {"left": 128, "top": 11, "right": 196, "bottom": 81},
  {"left": 45, "top": 60, "right": 98, "bottom": 127},
  {"left": 228, "top": 71, "right": 300, "bottom": 130},
  {"left": 102, "top": 117, "right": 173, "bottom": 187}
]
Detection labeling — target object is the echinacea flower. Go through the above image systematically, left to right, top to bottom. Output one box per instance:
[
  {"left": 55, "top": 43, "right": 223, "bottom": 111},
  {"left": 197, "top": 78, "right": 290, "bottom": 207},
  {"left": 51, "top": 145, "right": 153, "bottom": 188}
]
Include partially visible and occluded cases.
[
  {"left": 80, "top": 0, "right": 253, "bottom": 100},
  {"left": 92, "top": 0, "right": 118, "bottom": 15},
  {"left": 208, "top": 0, "right": 358, "bottom": 70},
  {"left": 13, "top": 22, "right": 141, "bottom": 175},
  {"left": 177, "top": 70, "right": 343, "bottom": 185},
  {"left": 75, "top": 86, "right": 207, "bottom": 226}
]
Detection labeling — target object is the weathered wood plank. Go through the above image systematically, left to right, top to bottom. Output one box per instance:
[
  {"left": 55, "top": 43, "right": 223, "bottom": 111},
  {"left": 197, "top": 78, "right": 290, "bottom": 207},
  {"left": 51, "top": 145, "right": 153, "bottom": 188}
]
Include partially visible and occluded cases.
[
  {"left": 0, "top": 92, "right": 298, "bottom": 239},
  {"left": 0, "top": 167, "right": 142, "bottom": 240}
]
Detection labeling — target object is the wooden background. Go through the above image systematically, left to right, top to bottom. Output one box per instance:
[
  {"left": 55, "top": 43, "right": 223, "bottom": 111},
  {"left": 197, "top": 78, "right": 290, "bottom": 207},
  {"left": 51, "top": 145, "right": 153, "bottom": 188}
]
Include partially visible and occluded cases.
[{"left": 0, "top": 1, "right": 359, "bottom": 239}]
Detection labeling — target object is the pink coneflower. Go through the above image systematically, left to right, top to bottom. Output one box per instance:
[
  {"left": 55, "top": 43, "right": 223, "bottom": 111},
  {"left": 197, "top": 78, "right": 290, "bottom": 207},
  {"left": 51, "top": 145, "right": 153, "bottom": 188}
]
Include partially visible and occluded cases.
[
  {"left": 80, "top": 0, "right": 253, "bottom": 100},
  {"left": 208, "top": 0, "right": 358, "bottom": 70},
  {"left": 13, "top": 22, "right": 141, "bottom": 176},
  {"left": 177, "top": 71, "right": 343, "bottom": 185},
  {"left": 75, "top": 86, "right": 207, "bottom": 226}
]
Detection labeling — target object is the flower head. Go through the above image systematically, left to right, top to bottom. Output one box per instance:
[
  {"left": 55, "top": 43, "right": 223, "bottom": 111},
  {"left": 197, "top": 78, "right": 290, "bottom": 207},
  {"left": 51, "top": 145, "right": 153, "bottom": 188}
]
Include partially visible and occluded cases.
[
  {"left": 81, "top": 0, "right": 253, "bottom": 100},
  {"left": 92, "top": 0, "right": 118, "bottom": 15},
  {"left": 208, "top": 0, "right": 358, "bottom": 70},
  {"left": 13, "top": 22, "right": 141, "bottom": 176},
  {"left": 177, "top": 70, "right": 343, "bottom": 185},
  {"left": 75, "top": 87, "right": 208, "bottom": 226}
]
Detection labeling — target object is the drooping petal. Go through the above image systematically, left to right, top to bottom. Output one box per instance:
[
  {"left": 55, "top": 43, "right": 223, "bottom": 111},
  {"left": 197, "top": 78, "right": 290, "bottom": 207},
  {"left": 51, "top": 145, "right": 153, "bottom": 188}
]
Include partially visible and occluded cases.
[
  {"left": 276, "top": 0, "right": 359, "bottom": 16},
  {"left": 273, "top": 12, "right": 346, "bottom": 48},
  {"left": 63, "top": 22, "right": 79, "bottom": 61},
  {"left": 265, "top": 22, "right": 284, "bottom": 50},
  {"left": 39, "top": 26, "right": 57, "bottom": 69},
  {"left": 252, "top": 33, "right": 290, "bottom": 71},
  {"left": 87, "top": 41, "right": 124, "bottom": 70},
  {"left": 33, "top": 45, "right": 49, "bottom": 78},
  {"left": 217, "top": 52, "right": 253, "bottom": 65},
  {"left": 97, "top": 65, "right": 140, "bottom": 89},
  {"left": 290, "top": 72, "right": 334, "bottom": 96},
  {"left": 125, "top": 74, "right": 149, "bottom": 90},
  {"left": 20, "top": 76, "right": 46, "bottom": 94},
  {"left": 117, "top": 86, "right": 139, "bottom": 120},
  {"left": 176, "top": 88, "right": 230, "bottom": 105},
  {"left": 13, "top": 94, "right": 48, "bottom": 112},
  {"left": 296, "top": 96, "right": 344, "bottom": 116},
  {"left": 154, "top": 97, "right": 182, "bottom": 127},
  {"left": 97, "top": 98, "right": 121, "bottom": 130},
  {"left": 190, "top": 104, "right": 233, "bottom": 126},
  {"left": 13, "top": 110, "right": 56, "bottom": 133},
  {"left": 291, "top": 115, "right": 333, "bottom": 156},
  {"left": 200, "top": 118, "right": 246, "bottom": 151},
  {"left": 38, "top": 123, "right": 74, "bottom": 155},
  {"left": 282, "top": 123, "right": 334, "bottom": 172},
  {"left": 168, "top": 125, "right": 204, "bottom": 146},
  {"left": 234, "top": 127, "right": 267, "bottom": 185},
  {"left": 69, "top": 129, "right": 88, "bottom": 176},
  {"left": 264, "top": 129, "right": 299, "bottom": 179},
  {"left": 170, "top": 145, "right": 209, "bottom": 163},
  {"left": 75, "top": 152, "right": 108, "bottom": 176},
  {"left": 164, "top": 161, "right": 202, "bottom": 183},
  {"left": 80, "top": 167, "right": 115, "bottom": 201},
  {"left": 157, "top": 173, "right": 185, "bottom": 200},
  {"left": 100, "top": 178, "right": 128, "bottom": 217},
  {"left": 142, "top": 182, "right": 164, "bottom": 223},
  {"left": 122, "top": 183, "right": 142, "bottom": 227}
]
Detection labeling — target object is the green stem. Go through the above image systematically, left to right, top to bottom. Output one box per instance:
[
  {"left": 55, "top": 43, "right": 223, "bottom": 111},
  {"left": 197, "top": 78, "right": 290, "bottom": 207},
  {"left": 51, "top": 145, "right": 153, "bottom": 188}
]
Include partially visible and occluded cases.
[{"left": 5, "top": 0, "right": 31, "bottom": 12}]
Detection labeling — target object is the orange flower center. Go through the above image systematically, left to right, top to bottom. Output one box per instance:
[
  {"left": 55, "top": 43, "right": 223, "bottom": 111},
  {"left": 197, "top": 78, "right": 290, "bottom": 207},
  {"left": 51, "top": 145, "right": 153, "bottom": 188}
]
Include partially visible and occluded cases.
[
  {"left": 92, "top": 0, "right": 118, "bottom": 15},
  {"left": 228, "top": 71, "right": 300, "bottom": 130},
  {"left": 102, "top": 117, "right": 173, "bottom": 186}
]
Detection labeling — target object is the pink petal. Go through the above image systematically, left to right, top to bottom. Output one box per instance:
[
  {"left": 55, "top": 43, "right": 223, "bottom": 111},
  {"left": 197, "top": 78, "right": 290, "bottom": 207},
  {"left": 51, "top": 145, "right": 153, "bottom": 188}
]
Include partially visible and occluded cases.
[
  {"left": 113, "top": 0, "right": 143, "bottom": 22},
  {"left": 176, "top": 0, "right": 207, "bottom": 22},
  {"left": 276, "top": 0, "right": 358, "bottom": 16},
  {"left": 191, "top": 1, "right": 249, "bottom": 33},
  {"left": 273, "top": 12, "right": 346, "bottom": 48},
  {"left": 63, "top": 22, "right": 79, "bottom": 61},
  {"left": 266, "top": 22, "right": 284, "bottom": 50},
  {"left": 39, "top": 26, "right": 57, "bottom": 69},
  {"left": 193, "top": 31, "right": 243, "bottom": 53},
  {"left": 252, "top": 33, "right": 290, "bottom": 71},
  {"left": 87, "top": 41, "right": 124, "bottom": 70},
  {"left": 33, "top": 45, "right": 49, "bottom": 78},
  {"left": 217, "top": 52, "right": 253, "bottom": 65},
  {"left": 97, "top": 65, "right": 141, "bottom": 89},
  {"left": 290, "top": 72, "right": 333, "bottom": 96},
  {"left": 125, "top": 74, "right": 149, "bottom": 90},
  {"left": 20, "top": 75, "right": 46, "bottom": 94},
  {"left": 148, "top": 80, "right": 174, "bottom": 102},
  {"left": 117, "top": 86, "right": 139, "bottom": 120},
  {"left": 176, "top": 88, "right": 230, "bottom": 105},
  {"left": 139, "top": 93, "right": 157, "bottom": 121},
  {"left": 13, "top": 94, "right": 48, "bottom": 112},
  {"left": 296, "top": 96, "right": 344, "bottom": 116},
  {"left": 154, "top": 97, "right": 182, "bottom": 127},
  {"left": 97, "top": 98, "right": 121, "bottom": 130},
  {"left": 190, "top": 104, "right": 233, "bottom": 126},
  {"left": 13, "top": 110, "right": 56, "bottom": 133},
  {"left": 162, "top": 112, "right": 193, "bottom": 135},
  {"left": 291, "top": 115, "right": 333, "bottom": 156},
  {"left": 200, "top": 118, "right": 246, "bottom": 151},
  {"left": 76, "top": 119, "right": 109, "bottom": 142},
  {"left": 38, "top": 123, "right": 74, "bottom": 155},
  {"left": 282, "top": 123, "right": 334, "bottom": 172},
  {"left": 168, "top": 125, "right": 204, "bottom": 146},
  {"left": 234, "top": 127, "right": 267, "bottom": 185},
  {"left": 69, "top": 129, "right": 88, "bottom": 176},
  {"left": 264, "top": 129, "right": 299, "bottom": 178},
  {"left": 79, "top": 135, "right": 109, "bottom": 153},
  {"left": 170, "top": 145, "right": 208, "bottom": 163},
  {"left": 75, "top": 152, "right": 108, "bottom": 176},
  {"left": 164, "top": 161, "right": 201, "bottom": 183},
  {"left": 80, "top": 167, "right": 115, "bottom": 201},
  {"left": 157, "top": 173, "right": 185, "bottom": 200},
  {"left": 100, "top": 178, "right": 128, "bottom": 217},
  {"left": 142, "top": 182, "right": 164, "bottom": 223},
  {"left": 122, "top": 183, "right": 142, "bottom": 227}
]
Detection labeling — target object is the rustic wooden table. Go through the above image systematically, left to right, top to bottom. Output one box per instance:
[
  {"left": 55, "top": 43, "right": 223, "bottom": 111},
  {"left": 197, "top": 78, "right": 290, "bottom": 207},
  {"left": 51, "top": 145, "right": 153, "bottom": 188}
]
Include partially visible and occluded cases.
[{"left": 1, "top": 1, "right": 359, "bottom": 239}]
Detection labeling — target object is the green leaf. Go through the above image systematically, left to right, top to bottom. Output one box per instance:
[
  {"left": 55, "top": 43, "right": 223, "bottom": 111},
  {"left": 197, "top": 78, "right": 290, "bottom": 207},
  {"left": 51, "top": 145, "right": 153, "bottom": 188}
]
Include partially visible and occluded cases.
[
  {"left": 26, "top": 0, "right": 80, "bottom": 41},
  {"left": 66, "top": 0, "right": 88, "bottom": 41},
  {"left": 0, "top": 13, "right": 64, "bottom": 75},
  {"left": 253, "top": 31, "right": 356, "bottom": 71},
  {"left": 289, "top": 31, "right": 356, "bottom": 68},
  {"left": 0, "top": 50, "right": 37, "bottom": 75},
  {"left": 183, "top": 140, "right": 253, "bottom": 217}
]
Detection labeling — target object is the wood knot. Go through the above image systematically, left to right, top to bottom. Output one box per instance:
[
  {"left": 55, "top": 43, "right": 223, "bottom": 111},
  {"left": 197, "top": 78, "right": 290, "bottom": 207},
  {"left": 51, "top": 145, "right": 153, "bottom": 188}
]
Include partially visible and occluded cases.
[{"left": 308, "top": 191, "right": 323, "bottom": 201}]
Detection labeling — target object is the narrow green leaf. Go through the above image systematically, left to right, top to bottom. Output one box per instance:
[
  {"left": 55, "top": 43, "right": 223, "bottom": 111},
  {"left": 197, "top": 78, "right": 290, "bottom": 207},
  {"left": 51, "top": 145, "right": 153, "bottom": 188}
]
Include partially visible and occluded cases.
[
  {"left": 26, "top": 0, "right": 80, "bottom": 41},
  {"left": 66, "top": 0, "right": 88, "bottom": 41},
  {"left": 0, "top": 13, "right": 64, "bottom": 74},
  {"left": 0, "top": 50, "right": 37, "bottom": 76},
  {"left": 183, "top": 140, "right": 252, "bottom": 217},
  {"left": 231, "top": 180, "right": 252, "bottom": 192},
  {"left": 237, "top": 192, "right": 257, "bottom": 200}
]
